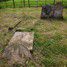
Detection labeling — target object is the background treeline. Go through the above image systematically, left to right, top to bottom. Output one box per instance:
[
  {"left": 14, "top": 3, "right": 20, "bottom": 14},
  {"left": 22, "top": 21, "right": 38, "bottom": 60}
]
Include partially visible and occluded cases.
[
  {"left": 0, "top": 0, "right": 9, "bottom": 2},
  {"left": 0, "top": 0, "right": 67, "bottom": 8}
]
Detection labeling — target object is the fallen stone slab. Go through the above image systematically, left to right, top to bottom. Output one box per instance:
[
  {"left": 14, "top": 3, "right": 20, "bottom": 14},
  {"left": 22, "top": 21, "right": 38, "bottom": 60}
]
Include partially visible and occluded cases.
[
  {"left": 3, "top": 32, "right": 34, "bottom": 65},
  {"left": 9, "top": 32, "right": 34, "bottom": 50}
]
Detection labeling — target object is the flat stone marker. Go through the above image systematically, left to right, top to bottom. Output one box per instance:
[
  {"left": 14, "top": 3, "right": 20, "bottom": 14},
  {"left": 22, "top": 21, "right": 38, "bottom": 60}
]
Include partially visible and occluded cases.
[
  {"left": 3, "top": 32, "right": 34, "bottom": 65},
  {"left": 9, "top": 32, "right": 34, "bottom": 50}
]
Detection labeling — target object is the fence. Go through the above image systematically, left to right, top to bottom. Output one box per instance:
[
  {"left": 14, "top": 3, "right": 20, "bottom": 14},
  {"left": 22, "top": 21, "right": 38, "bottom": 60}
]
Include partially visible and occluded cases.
[{"left": 0, "top": 0, "right": 67, "bottom": 8}]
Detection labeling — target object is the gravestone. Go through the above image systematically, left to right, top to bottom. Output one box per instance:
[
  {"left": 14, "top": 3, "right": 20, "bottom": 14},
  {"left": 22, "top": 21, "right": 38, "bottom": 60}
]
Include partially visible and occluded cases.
[
  {"left": 41, "top": 2, "right": 63, "bottom": 19},
  {"left": 53, "top": 2, "right": 63, "bottom": 19},
  {"left": 41, "top": 5, "right": 52, "bottom": 19},
  {"left": 3, "top": 32, "right": 34, "bottom": 65},
  {"left": 9, "top": 32, "right": 34, "bottom": 50}
]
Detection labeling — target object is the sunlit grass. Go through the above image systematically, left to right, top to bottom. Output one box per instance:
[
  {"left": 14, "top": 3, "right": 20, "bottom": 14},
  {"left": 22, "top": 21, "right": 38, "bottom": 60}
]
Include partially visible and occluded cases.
[{"left": 0, "top": 8, "right": 67, "bottom": 67}]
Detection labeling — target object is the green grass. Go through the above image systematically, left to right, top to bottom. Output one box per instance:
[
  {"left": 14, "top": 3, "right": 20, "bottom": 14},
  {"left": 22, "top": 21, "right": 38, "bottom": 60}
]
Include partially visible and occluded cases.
[
  {"left": 0, "top": 0, "right": 67, "bottom": 8},
  {"left": 0, "top": 8, "right": 67, "bottom": 67}
]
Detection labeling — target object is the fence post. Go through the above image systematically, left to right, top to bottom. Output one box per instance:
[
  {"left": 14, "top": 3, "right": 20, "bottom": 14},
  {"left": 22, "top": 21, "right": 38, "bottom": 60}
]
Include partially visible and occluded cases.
[
  {"left": 5, "top": 0, "right": 7, "bottom": 8},
  {"left": 13, "top": 0, "right": 15, "bottom": 8},
  {"left": 20, "top": 0, "right": 22, "bottom": 7},
  {"left": 23, "top": 0, "right": 25, "bottom": 7},
  {"left": 28, "top": 0, "right": 30, "bottom": 7},
  {"left": 36, "top": 0, "right": 38, "bottom": 7},
  {"left": 42, "top": 0, "right": 44, "bottom": 5},
  {"left": 45, "top": 0, "right": 46, "bottom": 5},
  {"left": 54, "top": 0, "right": 55, "bottom": 5},
  {"left": 62, "top": 0, "right": 63, "bottom": 5}
]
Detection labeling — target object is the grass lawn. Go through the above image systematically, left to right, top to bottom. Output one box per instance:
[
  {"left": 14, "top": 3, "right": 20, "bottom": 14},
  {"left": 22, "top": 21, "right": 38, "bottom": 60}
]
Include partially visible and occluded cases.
[
  {"left": 0, "top": 0, "right": 67, "bottom": 8},
  {"left": 0, "top": 8, "right": 67, "bottom": 67}
]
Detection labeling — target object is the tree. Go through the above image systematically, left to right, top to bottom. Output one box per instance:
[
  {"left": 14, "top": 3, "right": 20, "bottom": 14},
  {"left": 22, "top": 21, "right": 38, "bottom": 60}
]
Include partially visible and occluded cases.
[{"left": 0, "top": 0, "right": 9, "bottom": 2}]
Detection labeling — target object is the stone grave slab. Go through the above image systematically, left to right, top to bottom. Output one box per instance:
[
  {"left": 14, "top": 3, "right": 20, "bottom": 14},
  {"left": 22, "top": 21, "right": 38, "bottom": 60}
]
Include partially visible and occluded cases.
[
  {"left": 3, "top": 32, "right": 34, "bottom": 65},
  {"left": 9, "top": 32, "right": 34, "bottom": 50}
]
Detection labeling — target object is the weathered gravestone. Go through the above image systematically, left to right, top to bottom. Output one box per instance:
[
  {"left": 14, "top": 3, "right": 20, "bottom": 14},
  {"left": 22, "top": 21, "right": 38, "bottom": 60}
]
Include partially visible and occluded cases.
[
  {"left": 41, "top": 2, "right": 63, "bottom": 19},
  {"left": 53, "top": 2, "right": 63, "bottom": 19},
  {"left": 41, "top": 5, "right": 52, "bottom": 19},
  {"left": 3, "top": 32, "right": 34, "bottom": 65}
]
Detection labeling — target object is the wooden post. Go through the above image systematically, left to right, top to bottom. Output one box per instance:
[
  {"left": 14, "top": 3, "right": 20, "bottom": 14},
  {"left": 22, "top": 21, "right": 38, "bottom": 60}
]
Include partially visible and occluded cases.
[
  {"left": 5, "top": 0, "right": 7, "bottom": 8},
  {"left": 13, "top": 0, "right": 15, "bottom": 8},
  {"left": 21, "top": 0, "right": 22, "bottom": 7},
  {"left": 23, "top": 0, "right": 25, "bottom": 7},
  {"left": 28, "top": 0, "right": 30, "bottom": 7},
  {"left": 36, "top": 0, "right": 38, "bottom": 7},
  {"left": 42, "top": 0, "right": 44, "bottom": 5},
  {"left": 45, "top": 0, "right": 46, "bottom": 5},
  {"left": 54, "top": 0, "right": 55, "bottom": 5},
  {"left": 62, "top": 0, "right": 63, "bottom": 5}
]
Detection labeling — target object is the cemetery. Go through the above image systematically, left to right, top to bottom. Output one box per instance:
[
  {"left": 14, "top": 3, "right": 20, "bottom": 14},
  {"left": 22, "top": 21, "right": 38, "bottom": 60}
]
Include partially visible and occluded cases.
[{"left": 0, "top": 0, "right": 67, "bottom": 67}]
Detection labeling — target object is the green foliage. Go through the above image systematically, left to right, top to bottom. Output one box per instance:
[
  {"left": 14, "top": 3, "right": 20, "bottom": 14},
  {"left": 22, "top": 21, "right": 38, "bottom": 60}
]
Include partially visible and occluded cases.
[
  {"left": 0, "top": 0, "right": 67, "bottom": 8},
  {"left": 0, "top": 0, "right": 9, "bottom": 2},
  {"left": 0, "top": 48, "right": 3, "bottom": 53},
  {"left": 42, "top": 58, "right": 55, "bottom": 67},
  {"left": 27, "top": 60, "right": 36, "bottom": 67},
  {"left": 13, "top": 63, "right": 23, "bottom": 67}
]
